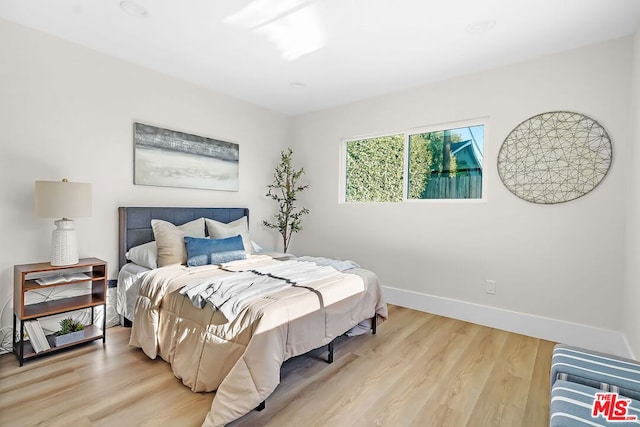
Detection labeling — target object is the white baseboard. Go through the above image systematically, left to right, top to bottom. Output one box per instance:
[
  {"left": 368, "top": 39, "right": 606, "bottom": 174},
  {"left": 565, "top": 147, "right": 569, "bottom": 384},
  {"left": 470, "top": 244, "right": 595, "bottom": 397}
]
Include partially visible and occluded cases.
[{"left": 383, "top": 286, "right": 635, "bottom": 359}]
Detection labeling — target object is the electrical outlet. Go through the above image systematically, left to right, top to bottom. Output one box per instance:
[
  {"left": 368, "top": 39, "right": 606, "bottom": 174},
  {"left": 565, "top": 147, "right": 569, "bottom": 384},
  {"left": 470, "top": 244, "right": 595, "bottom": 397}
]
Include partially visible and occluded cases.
[{"left": 485, "top": 279, "right": 496, "bottom": 295}]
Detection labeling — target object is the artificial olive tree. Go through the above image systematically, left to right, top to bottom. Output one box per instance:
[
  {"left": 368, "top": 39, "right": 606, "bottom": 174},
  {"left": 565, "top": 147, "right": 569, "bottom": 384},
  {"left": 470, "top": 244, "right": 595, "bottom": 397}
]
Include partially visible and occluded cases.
[{"left": 263, "top": 148, "right": 310, "bottom": 253}]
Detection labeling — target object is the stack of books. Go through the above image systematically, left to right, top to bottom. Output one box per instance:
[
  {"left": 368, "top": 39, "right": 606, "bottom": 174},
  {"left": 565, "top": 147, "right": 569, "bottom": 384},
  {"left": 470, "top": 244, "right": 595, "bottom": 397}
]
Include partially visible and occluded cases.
[{"left": 24, "top": 320, "right": 51, "bottom": 353}]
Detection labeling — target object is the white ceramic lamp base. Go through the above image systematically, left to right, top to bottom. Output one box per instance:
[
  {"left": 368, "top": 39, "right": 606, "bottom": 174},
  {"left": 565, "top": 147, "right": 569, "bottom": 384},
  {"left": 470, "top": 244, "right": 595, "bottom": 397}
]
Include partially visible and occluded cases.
[{"left": 51, "top": 219, "right": 79, "bottom": 266}]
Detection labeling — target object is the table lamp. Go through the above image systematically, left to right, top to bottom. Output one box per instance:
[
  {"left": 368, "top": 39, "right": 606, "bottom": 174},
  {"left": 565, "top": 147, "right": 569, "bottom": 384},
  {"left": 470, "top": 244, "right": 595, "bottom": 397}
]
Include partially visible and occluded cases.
[{"left": 35, "top": 179, "right": 92, "bottom": 266}]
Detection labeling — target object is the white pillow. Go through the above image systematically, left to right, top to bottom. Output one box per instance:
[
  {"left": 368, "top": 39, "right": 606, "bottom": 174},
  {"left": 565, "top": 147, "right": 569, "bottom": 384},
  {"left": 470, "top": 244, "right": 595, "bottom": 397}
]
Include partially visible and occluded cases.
[
  {"left": 151, "top": 217, "right": 206, "bottom": 267},
  {"left": 205, "top": 217, "right": 253, "bottom": 254},
  {"left": 125, "top": 241, "right": 158, "bottom": 269}
]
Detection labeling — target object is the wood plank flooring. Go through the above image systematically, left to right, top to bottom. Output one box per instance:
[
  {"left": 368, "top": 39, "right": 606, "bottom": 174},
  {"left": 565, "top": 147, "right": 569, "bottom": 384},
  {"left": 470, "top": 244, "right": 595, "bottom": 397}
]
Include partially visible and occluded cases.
[{"left": 0, "top": 305, "right": 555, "bottom": 426}]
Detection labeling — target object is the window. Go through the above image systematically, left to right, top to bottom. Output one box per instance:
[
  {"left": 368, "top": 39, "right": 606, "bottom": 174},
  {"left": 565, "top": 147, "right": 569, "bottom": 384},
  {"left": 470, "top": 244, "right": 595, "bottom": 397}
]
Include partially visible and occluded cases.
[
  {"left": 343, "top": 121, "right": 485, "bottom": 202},
  {"left": 408, "top": 125, "right": 484, "bottom": 199},
  {"left": 345, "top": 134, "right": 404, "bottom": 202}
]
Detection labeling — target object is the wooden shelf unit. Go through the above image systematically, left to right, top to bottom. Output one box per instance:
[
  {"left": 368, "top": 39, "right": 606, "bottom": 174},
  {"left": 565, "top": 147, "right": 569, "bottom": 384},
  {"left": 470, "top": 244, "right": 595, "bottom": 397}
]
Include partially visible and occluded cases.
[{"left": 13, "top": 257, "right": 107, "bottom": 366}]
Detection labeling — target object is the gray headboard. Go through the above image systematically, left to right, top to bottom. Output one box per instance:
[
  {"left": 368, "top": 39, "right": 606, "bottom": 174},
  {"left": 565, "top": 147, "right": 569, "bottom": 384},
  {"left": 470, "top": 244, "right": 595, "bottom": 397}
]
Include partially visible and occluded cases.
[{"left": 118, "top": 206, "right": 249, "bottom": 270}]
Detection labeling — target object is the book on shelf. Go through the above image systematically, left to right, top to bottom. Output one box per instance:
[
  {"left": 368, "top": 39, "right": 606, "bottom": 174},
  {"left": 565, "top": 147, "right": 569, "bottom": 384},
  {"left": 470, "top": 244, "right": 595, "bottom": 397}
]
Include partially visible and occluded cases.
[
  {"left": 35, "top": 272, "right": 90, "bottom": 286},
  {"left": 24, "top": 320, "right": 50, "bottom": 353},
  {"left": 23, "top": 322, "right": 38, "bottom": 352}
]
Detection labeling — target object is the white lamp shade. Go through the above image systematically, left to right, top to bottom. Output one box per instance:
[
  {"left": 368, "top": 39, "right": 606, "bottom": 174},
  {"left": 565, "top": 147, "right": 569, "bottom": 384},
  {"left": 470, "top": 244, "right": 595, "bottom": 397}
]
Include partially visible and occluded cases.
[{"left": 35, "top": 180, "right": 92, "bottom": 219}]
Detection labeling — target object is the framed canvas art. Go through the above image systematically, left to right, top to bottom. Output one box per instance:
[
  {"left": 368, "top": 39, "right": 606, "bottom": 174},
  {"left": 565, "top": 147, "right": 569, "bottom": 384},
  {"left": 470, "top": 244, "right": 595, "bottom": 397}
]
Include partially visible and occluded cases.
[{"left": 134, "top": 123, "right": 239, "bottom": 191}]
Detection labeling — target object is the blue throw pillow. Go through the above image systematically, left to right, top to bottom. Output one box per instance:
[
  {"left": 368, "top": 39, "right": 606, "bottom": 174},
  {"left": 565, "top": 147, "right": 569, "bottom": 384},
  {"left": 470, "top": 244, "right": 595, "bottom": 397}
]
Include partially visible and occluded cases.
[{"left": 184, "top": 235, "right": 246, "bottom": 267}]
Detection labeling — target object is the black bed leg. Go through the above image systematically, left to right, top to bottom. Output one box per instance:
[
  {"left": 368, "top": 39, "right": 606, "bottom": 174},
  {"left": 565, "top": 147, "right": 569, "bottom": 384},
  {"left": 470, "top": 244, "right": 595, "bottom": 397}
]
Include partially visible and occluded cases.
[
  {"left": 372, "top": 313, "right": 377, "bottom": 335},
  {"left": 121, "top": 315, "right": 132, "bottom": 328},
  {"left": 327, "top": 341, "right": 334, "bottom": 364},
  {"left": 255, "top": 401, "right": 266, "bottom": 411}
]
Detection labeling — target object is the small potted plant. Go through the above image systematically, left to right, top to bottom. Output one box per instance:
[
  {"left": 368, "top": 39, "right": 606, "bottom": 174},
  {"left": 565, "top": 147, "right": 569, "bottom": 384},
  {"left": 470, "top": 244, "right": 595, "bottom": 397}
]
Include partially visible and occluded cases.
[{"left": 54, "top": 317, "right": 85, "bottom": 346}]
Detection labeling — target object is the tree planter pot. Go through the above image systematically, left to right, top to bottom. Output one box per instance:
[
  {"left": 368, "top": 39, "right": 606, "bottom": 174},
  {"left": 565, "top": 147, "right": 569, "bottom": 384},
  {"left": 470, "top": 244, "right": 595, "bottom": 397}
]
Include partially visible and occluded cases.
[{"left": 54, "top": 330, "right": 85, "bottom": 346}]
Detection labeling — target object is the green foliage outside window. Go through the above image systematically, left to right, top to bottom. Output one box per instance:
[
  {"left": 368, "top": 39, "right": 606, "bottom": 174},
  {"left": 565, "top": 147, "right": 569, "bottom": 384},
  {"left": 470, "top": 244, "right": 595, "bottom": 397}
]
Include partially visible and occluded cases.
[
  {"left": 408, "top": 131, "right": 461, "bottom": 199},
  {"left": 346, "top": 135, "right": 404, "bottom": 202}
]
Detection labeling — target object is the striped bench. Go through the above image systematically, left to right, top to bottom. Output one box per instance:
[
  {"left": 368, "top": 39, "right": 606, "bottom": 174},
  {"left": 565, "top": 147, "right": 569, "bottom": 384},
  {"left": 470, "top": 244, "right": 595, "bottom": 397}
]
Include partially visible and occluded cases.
[
  {"left": 550, "top": 344, "right": 640, "bottom": 426},
  {"left": 551, "top": 344, "right": 640, "bottom": 401},
  {"left": 551, "top": 379, "right": 640, "bottom": 426}
]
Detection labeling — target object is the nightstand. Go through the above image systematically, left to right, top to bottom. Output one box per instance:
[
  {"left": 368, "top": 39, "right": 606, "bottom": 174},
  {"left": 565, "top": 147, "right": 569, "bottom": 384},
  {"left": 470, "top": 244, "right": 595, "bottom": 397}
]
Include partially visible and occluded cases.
[{"left": 13, "top": 258, "right": 107, "bottom": 366}]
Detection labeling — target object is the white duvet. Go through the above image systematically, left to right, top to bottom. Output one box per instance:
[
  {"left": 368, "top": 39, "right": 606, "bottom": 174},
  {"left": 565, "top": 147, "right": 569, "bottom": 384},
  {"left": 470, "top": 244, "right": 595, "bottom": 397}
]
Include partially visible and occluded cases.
[{"left": 128, "top": 255, "right": 387, "bottom": 426}]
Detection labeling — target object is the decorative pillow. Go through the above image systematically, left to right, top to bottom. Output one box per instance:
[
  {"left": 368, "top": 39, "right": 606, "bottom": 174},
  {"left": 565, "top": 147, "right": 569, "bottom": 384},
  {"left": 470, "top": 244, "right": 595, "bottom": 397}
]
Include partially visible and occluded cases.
[
  {"left": 151, "top": 217, "right": 206, "bottom": 267},
  {"left": 205, "top": 217, "right": 253, "bottom": 254},
  {"left": 184, "top": 235, "right": 246, "bottom": 267},
  {"left": 125, "top": 241, "right": 158, "bottom": 269}
]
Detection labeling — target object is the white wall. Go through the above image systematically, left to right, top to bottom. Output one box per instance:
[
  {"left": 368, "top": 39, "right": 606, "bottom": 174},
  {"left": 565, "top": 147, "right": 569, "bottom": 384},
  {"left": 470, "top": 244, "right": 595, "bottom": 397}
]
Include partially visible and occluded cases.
[
  {"left": 1, "top": 17, "right": 637, "bottom": 359},
  {"left": 0, "top": 19, "right": 289, "bottom": 350},
  {"left": 623, "top": 28, "right": 640, "bottom": 359},
  {"left": 291, "top": 37, "right": 634, "bottom": 356}
]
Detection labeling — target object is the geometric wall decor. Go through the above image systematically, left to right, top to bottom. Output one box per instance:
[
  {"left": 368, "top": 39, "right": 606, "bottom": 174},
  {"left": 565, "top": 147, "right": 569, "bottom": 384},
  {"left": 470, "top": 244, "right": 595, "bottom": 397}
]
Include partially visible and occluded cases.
[{"left": 497, "top": 111, "right": 612, "bottom": 204}]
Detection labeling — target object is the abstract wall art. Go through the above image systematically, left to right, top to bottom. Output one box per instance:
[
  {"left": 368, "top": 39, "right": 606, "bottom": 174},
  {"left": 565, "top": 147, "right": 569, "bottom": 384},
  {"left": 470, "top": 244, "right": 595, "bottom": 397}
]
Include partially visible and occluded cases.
[{"left": 134, "top": 123, "right": 239, "bottom": 191}]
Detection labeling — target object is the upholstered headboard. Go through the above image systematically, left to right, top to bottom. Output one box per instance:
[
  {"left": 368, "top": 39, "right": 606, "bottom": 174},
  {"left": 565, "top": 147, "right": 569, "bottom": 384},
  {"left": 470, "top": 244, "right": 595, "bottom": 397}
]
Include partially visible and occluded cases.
[{"left": 118, "top": 207, "right": 249, "bottom": 270}]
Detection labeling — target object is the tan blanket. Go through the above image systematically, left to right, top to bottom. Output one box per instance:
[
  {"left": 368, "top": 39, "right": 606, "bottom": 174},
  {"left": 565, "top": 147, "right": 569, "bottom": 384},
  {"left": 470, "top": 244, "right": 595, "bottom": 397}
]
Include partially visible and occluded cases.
[{"left": 129, "top": 255, "right": 387, "bottom": 426}]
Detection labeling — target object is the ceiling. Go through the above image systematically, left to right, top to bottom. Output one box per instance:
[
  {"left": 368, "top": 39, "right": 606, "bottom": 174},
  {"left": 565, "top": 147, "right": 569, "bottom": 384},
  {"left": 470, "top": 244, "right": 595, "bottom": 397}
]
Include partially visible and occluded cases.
[{"left": 1, "top": 0, "right": 639, "bottom": 116}]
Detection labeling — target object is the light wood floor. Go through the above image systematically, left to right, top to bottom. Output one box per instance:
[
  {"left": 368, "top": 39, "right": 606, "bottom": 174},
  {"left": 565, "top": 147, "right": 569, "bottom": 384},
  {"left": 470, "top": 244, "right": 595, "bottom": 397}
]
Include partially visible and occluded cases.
[{"left": 0, "top": 305, "right": 555, "bottom": 426}]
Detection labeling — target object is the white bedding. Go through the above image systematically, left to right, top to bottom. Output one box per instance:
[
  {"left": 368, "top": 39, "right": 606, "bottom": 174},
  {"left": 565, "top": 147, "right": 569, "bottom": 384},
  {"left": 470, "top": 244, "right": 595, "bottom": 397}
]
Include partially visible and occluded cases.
[
  {"left": 128, "top": 255, "right": 387, "bottom": 426},
  {"left": 180, "top": 258, "right": 341, "bottom": 320},
  {"left": 116, "top": 262, "right": 150, "bottom": 320}
]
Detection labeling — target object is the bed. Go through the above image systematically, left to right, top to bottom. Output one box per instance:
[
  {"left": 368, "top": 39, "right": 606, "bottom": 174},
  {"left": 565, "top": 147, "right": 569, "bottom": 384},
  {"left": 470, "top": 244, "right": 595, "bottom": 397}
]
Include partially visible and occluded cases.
[{"left": 117, "top": 207, "right": 387, "bottom": 426}]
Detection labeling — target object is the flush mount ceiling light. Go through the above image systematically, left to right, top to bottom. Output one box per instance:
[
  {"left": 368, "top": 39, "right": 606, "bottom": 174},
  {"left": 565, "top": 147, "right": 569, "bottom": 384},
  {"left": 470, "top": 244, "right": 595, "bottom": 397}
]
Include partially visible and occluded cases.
[
  {"left": 120, "top": 0, "right": 148, "bottom": 17},
  {"left": 466, "top": 19, "right": 496, "bottom": 34},
  {"left": 290, "top": 81, "right": 306, "bottom": 89}
]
